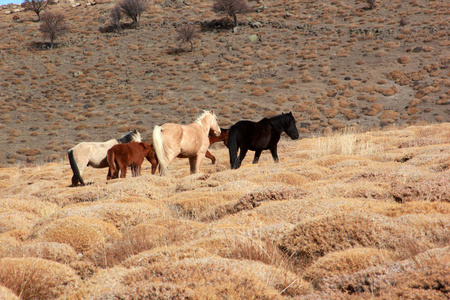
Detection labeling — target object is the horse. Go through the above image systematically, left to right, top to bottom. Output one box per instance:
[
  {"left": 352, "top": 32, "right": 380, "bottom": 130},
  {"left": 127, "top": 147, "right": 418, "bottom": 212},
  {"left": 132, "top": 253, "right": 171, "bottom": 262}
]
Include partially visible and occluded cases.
[
  {"left": 152, "top": 110, "right": 221, "bottom": 175},
  {"left": 228, "top": 112, "right": 299, "bottom": 169},
  {"left": 205, "top": 128, "right": 229, "bottom": 164},
  {"left": 68, "top": 130, "right": 141, "bottom": 186},
  {"left": 107, "top": 142, "right": 158, "bottom": 180}
]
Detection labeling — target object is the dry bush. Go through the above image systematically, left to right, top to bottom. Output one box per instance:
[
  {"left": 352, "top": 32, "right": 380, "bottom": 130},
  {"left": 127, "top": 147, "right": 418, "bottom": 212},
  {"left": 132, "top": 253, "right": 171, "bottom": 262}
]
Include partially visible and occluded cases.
[
  {"left": 119, "top": 0, "right": 149, "bottom": 27},
  {"left": 212, "top": 0, "right": 253, "bottom": 28},
  {"left": 109, "top": 5, "right": 122, "bottom": 32},
  {"left": 39, "top": 12, "right": 69, "bottom": 49},
  {"left": 175, "top": 24, "right": 197, "bottom": 52},
  {"left": 309, "top": 128, "right": 382, "bottom": 159},
  {"left": 399, "top": 138, "right": 443, "bottom": 148},
  {"left": 391, "top": 172, "right": 450, "bottom": 202},
  {"left": 199, "top": 186, "right": 306, "bottom": 221},
  {"left": 48, "top": 202, "right": 161, "bottom": 230},
  {"left": 0, "top": 209, "right": 39, "bottom": 233},
  {"left": 279, "top": 212, "right": 421, "bottom": 264},
  {"left": 30, "top": 216, "right": 122, "bottom": 253},
  {"left": 87, "top": 218, "right": 205, "bottom": 268},
  {"left": 225, "top": 235, "right": 291, "bottom": 271},
  {"left": 0, "top": 242, "right": 78, "bottom": 264},
  {"left": 123, "top": 244, "right": 211, "bottom": 268},
  {"left": 321, "top": 247, "right": 449, "bottom": 299},
  {"left": 303, "top": 248, "right": 396, "bottom": 286},
  {"left": 124, "top": 256, "right": 312, "bottom": 298},
  {"left": 0, "top": 257, "right": 81, "bottom": 299}
]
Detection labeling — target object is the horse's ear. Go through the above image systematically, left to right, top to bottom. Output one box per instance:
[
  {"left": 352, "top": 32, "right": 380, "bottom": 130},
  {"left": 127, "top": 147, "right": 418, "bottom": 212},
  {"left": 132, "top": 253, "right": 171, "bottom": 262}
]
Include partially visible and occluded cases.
[{"left": 210, "top": 109, "right": 214, "bottom": 115}]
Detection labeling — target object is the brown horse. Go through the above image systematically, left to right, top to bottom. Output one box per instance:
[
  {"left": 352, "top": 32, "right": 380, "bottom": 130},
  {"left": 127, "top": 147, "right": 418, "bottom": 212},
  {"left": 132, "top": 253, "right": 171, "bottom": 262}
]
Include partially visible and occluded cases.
[
  {"left": 152, "top": 110, "right": 221, "bottom": 175},
  {"left": 205, "top": 128, "right": 229, "bottom": 164},
  {"left": 107, "top": 142, "right": 158, "bottom": 180}
]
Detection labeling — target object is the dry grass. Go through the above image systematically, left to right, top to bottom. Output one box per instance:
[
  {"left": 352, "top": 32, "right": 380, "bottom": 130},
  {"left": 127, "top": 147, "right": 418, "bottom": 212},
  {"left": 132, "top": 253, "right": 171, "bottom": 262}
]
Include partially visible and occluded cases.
[
  {"left": 0, "top": 119, "right": 449, "bottom": 299},
  {"left": 0, "top": 257, "right": 81, "bottom": 299}
]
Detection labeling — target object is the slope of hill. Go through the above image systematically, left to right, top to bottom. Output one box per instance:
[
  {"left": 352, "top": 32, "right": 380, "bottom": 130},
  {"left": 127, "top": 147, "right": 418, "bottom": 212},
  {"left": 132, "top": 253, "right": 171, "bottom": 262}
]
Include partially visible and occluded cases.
[
  {"left": 0, "top": 0, "right": 449, "bottom": 166},
  {"left": 0, "top": 123, "right": 449, "bottom": 299}
]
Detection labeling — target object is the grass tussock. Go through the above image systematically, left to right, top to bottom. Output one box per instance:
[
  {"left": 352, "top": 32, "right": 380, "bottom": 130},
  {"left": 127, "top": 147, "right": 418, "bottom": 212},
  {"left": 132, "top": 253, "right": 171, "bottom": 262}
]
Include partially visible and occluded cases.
[
  {"left": 0, "top": 123, "right": 449, "bottom": 298},
  {"left": 29, "top": 216, "right": 122, "bottom": 253},
  {"left": 0, "top": 257, "right": 81, "bottom": 299}
]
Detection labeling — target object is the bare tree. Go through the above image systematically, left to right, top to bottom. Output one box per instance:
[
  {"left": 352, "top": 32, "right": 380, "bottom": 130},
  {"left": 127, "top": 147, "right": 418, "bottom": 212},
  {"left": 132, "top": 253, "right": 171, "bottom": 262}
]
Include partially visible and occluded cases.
[
  {"left": 22, "top": 0, "right": 53, "bottom": 21},
  {"left": 119, "top": 0, "right": 149, "bottom": 27},
  {"left": 212, "top": 0, "right": 253, "bottom": 28},
  {"left": 366, "top": 0, "right": 376, "bottom": 9},
  {"left": 110, "top": 5, "right": 122, "bottom": 32},
  {"left": 39, "top": 11, "right": 68, "bottom": 49},
  {"left": 176, "top": 24, "right": 197, "bottom": 52}
]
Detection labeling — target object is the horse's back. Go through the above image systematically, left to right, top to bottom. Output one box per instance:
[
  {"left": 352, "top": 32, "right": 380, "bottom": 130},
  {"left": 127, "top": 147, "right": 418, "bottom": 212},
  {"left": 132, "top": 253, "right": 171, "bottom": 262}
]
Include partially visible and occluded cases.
[{"left": 230, "top": 120, "right": 273, "bottom": 149}]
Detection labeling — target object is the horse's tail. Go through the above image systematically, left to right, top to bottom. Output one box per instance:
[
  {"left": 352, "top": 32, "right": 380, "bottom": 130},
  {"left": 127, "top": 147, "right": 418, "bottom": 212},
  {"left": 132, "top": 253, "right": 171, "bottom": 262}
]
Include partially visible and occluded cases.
[
  {"left": 152, "top": 125, "right": 168, "bottom": 176},
  {"left": 228, "top": 126, "right": 238, "bottom": 169},
  {"left": 106, "top": 148, "right": 116, "bottom": 179},
  {"left": 68, "top": 149, "right": 85, "bottom": 186}
]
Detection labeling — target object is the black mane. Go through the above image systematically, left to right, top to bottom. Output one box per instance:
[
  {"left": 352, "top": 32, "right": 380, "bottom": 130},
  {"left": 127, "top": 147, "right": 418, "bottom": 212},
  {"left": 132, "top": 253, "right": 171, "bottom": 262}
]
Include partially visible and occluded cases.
[{"left": 117, "top": 130, "right": 139, "bottom": 144}]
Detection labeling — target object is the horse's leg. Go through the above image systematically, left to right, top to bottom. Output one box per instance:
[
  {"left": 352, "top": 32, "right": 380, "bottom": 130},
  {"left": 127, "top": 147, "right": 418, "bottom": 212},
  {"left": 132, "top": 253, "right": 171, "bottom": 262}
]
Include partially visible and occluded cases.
[
  {"left": 269, "top": 146, "right": 279, "bottom": 163},
  {"left": 235, "top": 147, "right": 248, "bottom": 169},
  {"left": 205, "top": 150, "right": 216, "bottom": 165},
  {"left": 253, "top": 150, "right": 263, "bottom": 164},
  {"left": 189, "top": 156, "right": 197, "bottom": 174},
  {"left": 120, "top": 162, "right": 127, "bottom": 178}
]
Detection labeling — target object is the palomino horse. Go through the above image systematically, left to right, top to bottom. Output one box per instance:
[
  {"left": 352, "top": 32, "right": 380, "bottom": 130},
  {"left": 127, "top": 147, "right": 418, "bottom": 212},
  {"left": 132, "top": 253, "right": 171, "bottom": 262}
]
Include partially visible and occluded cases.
[
  {"left": 152, "top": 110, "right": 221, "bottom": 175},
  {"left": 228, "top": 112, "right": 299, "bottom": 169},
  {"left": 206, "top": 128, "right": 229, "bottom": 164},
  {"left": 68, "top": 130, "right": 141, "bottom": 186},
  {"left": 107, "top": 142, "right": 157, "bottom": 180}
]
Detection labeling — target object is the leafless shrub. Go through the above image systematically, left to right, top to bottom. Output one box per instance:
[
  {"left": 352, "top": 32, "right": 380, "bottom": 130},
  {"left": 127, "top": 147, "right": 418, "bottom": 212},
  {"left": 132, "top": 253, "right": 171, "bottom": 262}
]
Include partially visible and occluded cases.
[
  {"left": 22, "top": 0, "right": 53, "bottom": 21},
  {"left": 119, "top": 0, "right": 149, "bottom": 27},
  {"left": 212, "top": 0, "right": 253, "bottom": 28},
  {"left": 366, "top": 0, "right": 376, "bottom": 9},
  {"left": 110, "top": 5, "right": 122, "bottom": 32},
  {"left": 39, "top": 11, "right": 68, "bottom": 49},
  {"left": 175, "top": 24, "right": 197, "bottom": 52}
]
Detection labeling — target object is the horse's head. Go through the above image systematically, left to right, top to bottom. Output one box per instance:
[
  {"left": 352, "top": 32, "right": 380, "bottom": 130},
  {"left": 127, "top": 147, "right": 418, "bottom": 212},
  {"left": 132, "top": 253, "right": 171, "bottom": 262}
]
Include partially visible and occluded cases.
[
  {"left": 201, "top": 110, "right": 221, "bottom": 137},
  {"left": 283, "top": 112, "right": 299, "bottom": 140}
]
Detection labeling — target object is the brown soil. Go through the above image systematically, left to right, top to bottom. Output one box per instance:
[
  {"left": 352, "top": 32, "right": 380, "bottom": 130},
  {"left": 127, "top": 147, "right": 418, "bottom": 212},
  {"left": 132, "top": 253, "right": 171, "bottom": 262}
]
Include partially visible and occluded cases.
[{"left": 0, "top": 0, "right": 448, "bottom": 166}]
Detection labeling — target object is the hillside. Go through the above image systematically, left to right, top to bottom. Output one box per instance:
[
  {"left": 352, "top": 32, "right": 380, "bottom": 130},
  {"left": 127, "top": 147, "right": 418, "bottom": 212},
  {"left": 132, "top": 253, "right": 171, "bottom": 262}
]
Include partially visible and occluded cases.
[
  {"left": 0, "top": 0, "right": 449, "bottom": 166},
  {"left": 0, "top": 123, "right": 449, "bottom": 299}
]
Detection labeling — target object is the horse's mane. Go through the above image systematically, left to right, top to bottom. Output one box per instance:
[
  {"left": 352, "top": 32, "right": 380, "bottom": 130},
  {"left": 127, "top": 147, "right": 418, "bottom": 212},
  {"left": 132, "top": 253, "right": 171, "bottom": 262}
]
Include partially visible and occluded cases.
[
  {"left": 195, "top": 110, "right": 214, "bottom": 122},
  {"left": 268, "top": 113, "right": 294, "bottom": 127},
  {"left": 117, "top": 130, "right": 140, "bottom": 144}
]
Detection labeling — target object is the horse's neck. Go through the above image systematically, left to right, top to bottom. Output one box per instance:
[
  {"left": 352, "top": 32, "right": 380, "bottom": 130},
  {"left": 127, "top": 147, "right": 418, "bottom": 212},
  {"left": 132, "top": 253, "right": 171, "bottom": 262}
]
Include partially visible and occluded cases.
[
  {"left": 196, "top": 116, "right": 212, "bottom": 134},
  {"left": 270, "top": 117, "right": 288, "bottom": 133},
  {"left": 105, "top": 139, "right": 119, "bottom": 147}
]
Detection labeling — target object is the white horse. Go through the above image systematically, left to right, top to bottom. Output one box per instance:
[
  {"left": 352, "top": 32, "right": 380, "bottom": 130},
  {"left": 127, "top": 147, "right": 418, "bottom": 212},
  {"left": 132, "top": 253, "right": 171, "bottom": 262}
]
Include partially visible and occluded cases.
[
  {"left": 152, "top": 110, "right": 221, "bottom": 175},
  {"left": 68, "top": 130, "right": 141, "bottom": 186}
]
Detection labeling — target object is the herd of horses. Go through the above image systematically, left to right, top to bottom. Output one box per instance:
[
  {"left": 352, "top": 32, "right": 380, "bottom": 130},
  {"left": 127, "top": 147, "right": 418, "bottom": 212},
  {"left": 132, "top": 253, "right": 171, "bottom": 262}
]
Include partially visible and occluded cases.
[{"left": 68, "top": 110, "right": 299, "bottom": 187}]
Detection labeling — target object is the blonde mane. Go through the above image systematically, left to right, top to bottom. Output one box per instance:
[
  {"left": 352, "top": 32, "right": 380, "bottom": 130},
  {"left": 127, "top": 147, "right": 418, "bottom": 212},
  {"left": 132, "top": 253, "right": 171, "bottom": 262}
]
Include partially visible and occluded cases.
[{"left": 195, "top": 110, "right": 214, "bottom": 123}]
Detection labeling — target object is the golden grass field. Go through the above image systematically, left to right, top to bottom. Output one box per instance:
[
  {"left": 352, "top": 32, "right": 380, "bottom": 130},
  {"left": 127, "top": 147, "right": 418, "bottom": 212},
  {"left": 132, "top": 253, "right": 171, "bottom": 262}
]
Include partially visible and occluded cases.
[{"left": 0, "top": 123, "right": 449, "bottom": 299}]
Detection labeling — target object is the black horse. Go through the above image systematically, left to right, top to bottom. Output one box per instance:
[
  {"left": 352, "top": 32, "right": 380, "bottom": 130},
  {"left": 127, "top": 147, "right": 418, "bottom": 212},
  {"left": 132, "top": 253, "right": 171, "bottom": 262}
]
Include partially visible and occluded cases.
[{"left": 228, "top": 112, "right": 299, "bottom": 169}]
